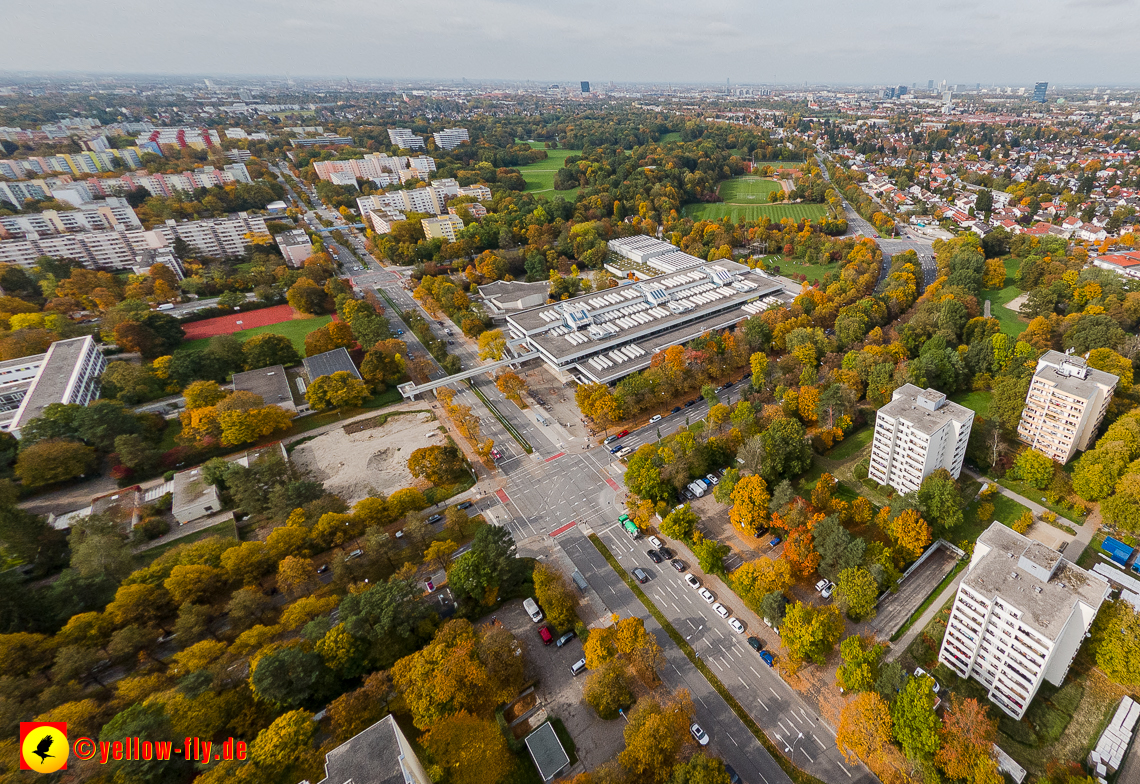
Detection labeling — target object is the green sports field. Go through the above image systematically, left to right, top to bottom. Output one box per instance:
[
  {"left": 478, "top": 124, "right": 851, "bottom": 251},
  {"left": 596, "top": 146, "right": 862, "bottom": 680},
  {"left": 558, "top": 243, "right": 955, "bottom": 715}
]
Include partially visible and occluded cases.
[
  {"left": 514, "top": 148, "right": 579, "bottom": 198},
  {"left": 718, "top": 177, "right": 783, "bottom": 202},
  {"left": 682, "top": 202, "right": 829, "bottom": 222},
  {"left": 181, "top": 315, "right": 333, "bottom": 354}
]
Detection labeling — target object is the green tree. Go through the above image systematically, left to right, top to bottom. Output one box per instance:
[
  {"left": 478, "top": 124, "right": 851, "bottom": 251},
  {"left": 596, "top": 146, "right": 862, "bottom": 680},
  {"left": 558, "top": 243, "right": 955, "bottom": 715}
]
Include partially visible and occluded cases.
[
  {"left": 243, "top": 333, "right": 302, "bottom": 370},
  {"left": 760, "top": 418, "right": 812, "bottom": 482},
  {"left": 15, "top": 438, "right": 97, "bottom": 487},
  {"left": 1010, "top": 448, "right": 1055, "bottom": 490},
  {"left": 917, "top": 468, "right": 963, "bottom": 531},
  {"left": 660, "top": 504, "right": 698, "bottom": 540},
  {"left": 448, "top": 525, "right": 518, "bottom": 605},
  {"left": 691, "top": 536, "right": 730, "bottom": 575},
  {"left": 533, "top": 563, "right": 579, "bottom": 632},
  {"left": 1089, "top": 600, "right": 1140, "bottom": 686},
  {"left": 837, "top": 635, "right": 883, "bottom": 693},
  {"left": 251, "top": 646, "right": 337, "bottom": 709},
  {"left": 892, "top": 674, "right": 941, "bottom": 761},
  {"left": 100, "top": 703, "right": 194, "bottom": 784},
  {"left": 668, "top": 754, "right": 732, "bottom": 784}
]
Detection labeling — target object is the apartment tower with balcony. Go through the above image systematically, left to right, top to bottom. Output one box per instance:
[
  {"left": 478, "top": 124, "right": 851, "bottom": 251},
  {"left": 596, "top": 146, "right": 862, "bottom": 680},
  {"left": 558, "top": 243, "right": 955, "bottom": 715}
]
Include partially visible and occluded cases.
[
  {"left": 1017, "top": 350, "right": 1117, "bottom": 464},
  {"left": 868, "top": 384, "right": 973, "bottom": 493},
  {"left": 938, "top": 523, "right": 1109, "bottom": 719}
]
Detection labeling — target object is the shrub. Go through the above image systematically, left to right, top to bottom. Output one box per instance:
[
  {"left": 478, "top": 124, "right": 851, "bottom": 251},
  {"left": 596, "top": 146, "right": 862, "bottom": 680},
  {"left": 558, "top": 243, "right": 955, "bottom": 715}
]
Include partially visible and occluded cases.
[
  {"left": 853, "top": 458, "right": 870, "bottom": 481},
  {"left": 1012, "top": 510, "right": 1033, "bottom": 534},
  {"left": 999, "top": 716, "right": 1038, "bottom": 747}
]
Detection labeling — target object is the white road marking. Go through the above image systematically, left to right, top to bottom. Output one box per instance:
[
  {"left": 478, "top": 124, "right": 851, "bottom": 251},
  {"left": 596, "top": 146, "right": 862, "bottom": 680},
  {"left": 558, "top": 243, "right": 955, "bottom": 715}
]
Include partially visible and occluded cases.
[
  {"left": 750, "top": 666, "right": 762, "bottom": 679},
  {"left": 769, "top": 687, "right": 780, "bottom": 698},
  {"left": 758, "top": 699, "right": 769, "bottom": 711},
  {"left": 813, "top": 733, "right": 826, "bottom": 749},
  {"left": 728, "top": 734, "right": 739, "bottom": 747}
]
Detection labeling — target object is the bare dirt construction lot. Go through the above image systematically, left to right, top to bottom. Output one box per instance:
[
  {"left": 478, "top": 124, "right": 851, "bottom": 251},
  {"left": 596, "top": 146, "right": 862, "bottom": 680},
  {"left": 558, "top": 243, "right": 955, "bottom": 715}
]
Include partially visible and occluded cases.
[{"left": 289, "top": 410, "right": 438, "bottom": 503}]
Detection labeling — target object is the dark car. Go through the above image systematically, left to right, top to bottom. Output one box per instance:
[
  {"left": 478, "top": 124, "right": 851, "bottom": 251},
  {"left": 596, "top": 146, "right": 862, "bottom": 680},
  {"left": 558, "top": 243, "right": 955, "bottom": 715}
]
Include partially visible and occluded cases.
[
  {"left": 684, "top": 400, "right": 696, "bottom": 408},
  {"left": 671, "top": 406, "right": 682, "bottom": 414},
  {"left": 610, "top": 445, "right": 624, "bottom": 454},
  {"left": 683, "top": 488, "right": 695, "bottom": 500},
  {"left": 457, "top": 501, "right": 473, "bottom": 511},
  {"left": 426, "top": 514, "right": 443, "bottom": 525},
  {"left": 658, "top": 546, "right": 674, "bottom": 560},
  {"left": 647, "top": 550, "right": 663, "bottom": 564},
  {"left": 670, "top": 559, "right": 686, "bottom": 572},
  {"left": 316, "top": 564, "right": 329, "bottom": 574},
  {"left": 632, "top": 568, "right": 649, "bottom": 584},
  {"left": 555, "top": 631, "right": 576, "bottom": 648},
  {"left": 747, "top": 636, "right": 763, "bottom": 652},
  {"left": 725, "top": 764, "right": 742, "bottom": 784}
]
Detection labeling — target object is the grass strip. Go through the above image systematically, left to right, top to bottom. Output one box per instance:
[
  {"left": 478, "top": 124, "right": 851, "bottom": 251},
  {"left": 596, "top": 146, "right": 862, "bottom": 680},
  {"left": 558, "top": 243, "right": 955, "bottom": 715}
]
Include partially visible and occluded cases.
[
  {"left": 468, "top": 380, "right": 533, "bottom": 454},
  {"left": 588, "top": 534, "right": 826, "bottom": 784},
  {"left": 889, "top": 559, "right": 967, "bottom": 642}
]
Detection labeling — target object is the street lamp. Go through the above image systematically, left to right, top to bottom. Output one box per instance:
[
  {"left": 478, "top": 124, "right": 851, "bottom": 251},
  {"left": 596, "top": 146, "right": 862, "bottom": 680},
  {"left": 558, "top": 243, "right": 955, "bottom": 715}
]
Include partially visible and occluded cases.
[{"left": 785, "top": 731, "right": 804, "bottom": 762}]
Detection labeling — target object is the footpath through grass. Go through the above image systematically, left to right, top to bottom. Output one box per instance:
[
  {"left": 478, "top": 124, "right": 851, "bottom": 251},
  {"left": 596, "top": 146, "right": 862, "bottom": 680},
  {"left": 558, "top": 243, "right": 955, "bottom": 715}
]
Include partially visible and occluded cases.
[{"left": 588, "top": 534, "right": 826, "bottom": 784}]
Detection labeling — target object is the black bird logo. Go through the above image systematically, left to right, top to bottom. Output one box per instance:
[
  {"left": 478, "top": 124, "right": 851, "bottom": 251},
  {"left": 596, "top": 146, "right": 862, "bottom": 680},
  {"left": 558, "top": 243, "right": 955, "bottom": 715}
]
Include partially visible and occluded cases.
[{"left": 32, "top": 734, "right": 54, "bottom": 763}]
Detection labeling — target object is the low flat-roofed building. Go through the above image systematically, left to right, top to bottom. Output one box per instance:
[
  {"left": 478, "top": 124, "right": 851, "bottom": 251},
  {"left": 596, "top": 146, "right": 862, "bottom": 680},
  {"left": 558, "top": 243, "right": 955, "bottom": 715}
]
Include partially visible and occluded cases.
[
  {"left": 275, "top": 228, "right": 314, "bottom": 268},
  {"left": 503, "top": 257, "right": 788, "bottom": 385},
  {"left": 6, "top": 336, "right": 105, "bottom": 435},
  {"left": 303, "top": 347, "right": 362, "bottom": 383},
  {"left": 232, "top": 365, "right": 296, "bottom": 412},
  {"left": 172, "top": 465, "right": 222, "bottom": 524},
  {"left": 310, "top": 714, "right": 431, "bottom": 784},
  {"left": 524, "top": 722, "right": 571, "bottom": 782}
]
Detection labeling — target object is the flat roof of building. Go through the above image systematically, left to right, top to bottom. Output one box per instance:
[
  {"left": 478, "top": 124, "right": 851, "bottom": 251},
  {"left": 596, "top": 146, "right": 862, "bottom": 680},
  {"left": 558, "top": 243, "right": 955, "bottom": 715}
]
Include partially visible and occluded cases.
[
  {"left": 275, "top": 229, "right": 312, "bottom": 247},
  {"left": 504, "top": 263, "right": 789, "bottom": 384},
  {"left": 10, "top": 336, "right": 94, "bottom": 429},
  {"left": 303, "top": 347, "right": 362, "bottom": 382},
  {"left": 1034, "top": 350, "right": 1118, "bottom": 398},
  {"left": 231, "top": 365, "right": 295, "bottom": 410},
  {"left": 878, "top": 383, "right": 973, "bottom": 435},
  {"left": 172, "top": 464, "right": 220, "bottom": 513},
  {"left": 964, "top": 522, "right": 1109, "bottom": 640},
  {"left": 315, "top": 715, "right": 406, "bottom": 784},
  {"left": 524, "top": 722, "right": 570, "bottom": 782}
]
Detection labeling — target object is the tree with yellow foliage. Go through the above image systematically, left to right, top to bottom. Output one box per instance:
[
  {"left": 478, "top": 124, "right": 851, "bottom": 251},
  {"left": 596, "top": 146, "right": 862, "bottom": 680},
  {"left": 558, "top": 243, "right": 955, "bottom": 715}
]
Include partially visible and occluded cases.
[
  {"left": 477, "top": 329, "right": 507, "bottom": 361},
  {"left": 729, "top": 474, "right": 770, "bottom": 536},
  {"left": 890, "top": 509, "right": 932, "bottom": 559},
  {"left": 836, "top": 692, "right": 914, "bottom": 784},
  {"left": 422, "top": 711, "right": 515, "bottom": 784}
]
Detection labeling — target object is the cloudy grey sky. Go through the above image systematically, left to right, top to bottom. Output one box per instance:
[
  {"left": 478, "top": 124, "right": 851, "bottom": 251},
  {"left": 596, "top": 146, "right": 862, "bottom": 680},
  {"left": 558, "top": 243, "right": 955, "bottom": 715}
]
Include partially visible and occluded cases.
[{"left": 5, "top": 0, "right": 1139, "bottom": 85}]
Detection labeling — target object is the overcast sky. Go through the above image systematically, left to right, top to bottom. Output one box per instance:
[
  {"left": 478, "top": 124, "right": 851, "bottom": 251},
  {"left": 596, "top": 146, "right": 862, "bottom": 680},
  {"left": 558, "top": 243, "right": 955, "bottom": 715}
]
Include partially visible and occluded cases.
[{"left": 5, "top": 0, "right": 1139, "bottom": 86}]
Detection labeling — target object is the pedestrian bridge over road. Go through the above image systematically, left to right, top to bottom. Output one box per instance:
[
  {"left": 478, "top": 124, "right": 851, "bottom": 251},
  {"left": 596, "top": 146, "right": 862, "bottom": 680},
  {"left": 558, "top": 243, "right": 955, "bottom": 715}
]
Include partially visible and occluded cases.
[{"left": 397, "top": 354, "right": 533, "bottom": 400}]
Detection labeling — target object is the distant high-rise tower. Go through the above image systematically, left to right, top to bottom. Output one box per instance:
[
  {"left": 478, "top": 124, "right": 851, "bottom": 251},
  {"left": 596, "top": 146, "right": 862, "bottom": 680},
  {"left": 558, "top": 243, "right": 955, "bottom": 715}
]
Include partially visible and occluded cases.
[
  {"left": 927, "top": 79, "right": 934, "bottom": 89},
  {"left": 581, "top": 81, "right": 590, "bottom": 93},
  {"left": 1034, "top": 82, "right": 1048, "bottom": 102},
  {"left": 897, "top": 85, "right": 908, "bottom": 96}
]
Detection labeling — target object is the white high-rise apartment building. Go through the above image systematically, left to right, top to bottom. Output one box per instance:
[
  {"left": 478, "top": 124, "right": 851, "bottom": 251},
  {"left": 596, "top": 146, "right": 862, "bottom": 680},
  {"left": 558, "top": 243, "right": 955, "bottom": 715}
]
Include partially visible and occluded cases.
[
  {"left": 388, "top": 128, "right": 426, "bottom": 150},
  {"left": 433, "top": 128, "right": 469, "bottom": 150},
  {"left": 312, "top": 153, "right": 435, "bottom": 184},
  {"left": 355, "top": 179, "right": 462, "bottom": 222},
  {"left": 421, "top": 215, "right": 465, "bottom": 242},
  {"left": 6, "top": 336, "right": 107, "bottom": 435},
  {"left": 1017, "top": 350, "right": 1117, "bottom": 464},
  {"left": 868, "top": 384, "right": 973, "bottom": 493},
  {"left": 938, "top": 523, "right": 1109, "bottom": 719}
]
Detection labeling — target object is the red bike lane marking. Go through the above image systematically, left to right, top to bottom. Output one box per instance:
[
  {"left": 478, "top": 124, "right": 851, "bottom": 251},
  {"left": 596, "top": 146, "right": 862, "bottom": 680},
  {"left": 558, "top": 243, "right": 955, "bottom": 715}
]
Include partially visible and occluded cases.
[
  {"left": 544, "top": 452, "right": 566, "bottom": 463},
  {"left": 605, "top": 477, "right": 620, "bottom": 491},
  {"left": 495, "top": 489, "right": 510, "bottom": 504},
  {"left": 549, "top": 522, "right": 576, "bottom": 537}
]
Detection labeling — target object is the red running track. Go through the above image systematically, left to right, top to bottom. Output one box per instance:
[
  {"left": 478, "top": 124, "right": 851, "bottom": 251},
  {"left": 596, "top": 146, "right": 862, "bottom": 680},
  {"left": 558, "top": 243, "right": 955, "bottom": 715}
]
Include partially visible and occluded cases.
[{"left": 182, "top": 304, "right": 300, "bottom": 340}]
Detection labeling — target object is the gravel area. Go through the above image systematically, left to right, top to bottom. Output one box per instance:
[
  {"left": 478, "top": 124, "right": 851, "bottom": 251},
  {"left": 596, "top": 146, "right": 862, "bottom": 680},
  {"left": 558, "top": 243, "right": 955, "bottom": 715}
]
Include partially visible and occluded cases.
[{"left": 289, "top": 410, "right": 438, "bottom": 503}]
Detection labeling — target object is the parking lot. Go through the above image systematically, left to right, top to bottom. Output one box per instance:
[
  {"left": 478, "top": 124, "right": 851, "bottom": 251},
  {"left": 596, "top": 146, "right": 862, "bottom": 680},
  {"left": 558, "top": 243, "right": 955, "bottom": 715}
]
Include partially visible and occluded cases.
[
  {"left": 867, "top": 544, "right": 959, "bottom": 639},
  {"left": 492, "top": 599, "right": 625, "bottom": 770}
]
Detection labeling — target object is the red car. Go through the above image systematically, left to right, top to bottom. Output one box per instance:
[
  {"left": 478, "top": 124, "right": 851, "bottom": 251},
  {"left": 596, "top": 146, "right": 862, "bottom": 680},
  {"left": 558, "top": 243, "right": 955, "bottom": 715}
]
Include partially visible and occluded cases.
[
  {"left": 616, "top": 429, "right": 630, "bottom": 439},
  {"left": 539, "top": 626, "right": 554, "bottom": 645}
]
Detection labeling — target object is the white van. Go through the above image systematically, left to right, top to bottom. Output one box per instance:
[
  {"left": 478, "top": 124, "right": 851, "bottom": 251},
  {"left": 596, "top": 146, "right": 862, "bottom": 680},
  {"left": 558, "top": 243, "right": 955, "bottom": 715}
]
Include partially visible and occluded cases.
[{"left": 523, "top": 598, "right": 543, "bottom": 622}]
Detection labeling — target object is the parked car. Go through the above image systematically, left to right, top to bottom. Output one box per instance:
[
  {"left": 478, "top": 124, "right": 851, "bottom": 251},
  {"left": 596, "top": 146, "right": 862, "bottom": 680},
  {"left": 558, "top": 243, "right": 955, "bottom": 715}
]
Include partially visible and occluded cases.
[
  {"left": 671, "top": 406, "right": 682, "bottom": 414},
  {"left": 649, "top": 414, "right": 662, "bottom": 423},
  {"left": 604, "top": 434, "right": 620, "bottom": 444},
  {"left": 610, "top": 445, "right": 624, "bottom": 454},
  {"left": 491, "top": 447, "right": 503, "bottom": 459},
  {"left": 706, "top": 473, "right": 719, "bottom": 485},
  {"left": 683, "top": 488, "right": 695, "bottom": 500},
  {"left": 457, "top": 501, "right": 474, "bottom": 510},
  {"left": 426, "top": 514, "right": 443, "bottom": 525},
  {"left": 648, "top": 535, "right": 663, "bottom": 549},
  {"left": 769, "top": 536, "right": 782, "bottom": 548},
  {"left": 658, "top": 547, "right": 674, "bottom": 560},
  {"left": 345, "top": 549, "right": 363, "bottom": 561},
  {"left": 647, "top": 550, "right": 663, "bottom": 564},
  {"left": 671, "top": 559, "right": 686, "bottom": 571},
  {"left": 316, "top": 565, "right": 329, "bottom": 574},
  {"left": 632, "top": 568, "right": 650, "bottom": 584},
  {"left": 684, "top": 574, "right": 701, "bottom": 589},
  {"left": 815, "top": 578, "right": 830, "bottom": 593},
  {"left": 821, "top": 581, "right": 835, "bottom": 599},
  {"left": 698, "top": 588, "right": 715, "bottom": 604},
  {"left": 523, "top": 598, "right": 543, "bottom": 622},
  {"left": 712, "top": 602, "right": 730, "bottom": 619},
  {"left": 728, "top": 618, "right": 745, "bottom": 634},
  {"left": 539, "top": 626, "right": 554, "bottom": 645},
  {"left": 556, "top": 631, "right": 576, "bottom": 648},
  {"left": 747, "top": 636, "right": 763, "bottom": 652},
  {"left": 760, "top": 650, "right": 776, "bottom": 667},
  {"left": 571, "top": 658, "right": 587, "bottom": 676},
  {"left": 914, "top": 667, "right": 942, "bottom": 693},
  {"left": 690, "top": 723, "right": 709, "bottom": 746},
  {"left": 725, "top": 764, "right": 742, "bottom": 784}
]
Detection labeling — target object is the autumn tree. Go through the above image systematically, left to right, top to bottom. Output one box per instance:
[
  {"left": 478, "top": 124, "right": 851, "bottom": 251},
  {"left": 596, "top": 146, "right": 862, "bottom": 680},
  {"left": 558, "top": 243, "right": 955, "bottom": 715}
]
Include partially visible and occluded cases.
[
  {"left": 304, "top": 320, "right": 355, "bottom": 357},
  {"left": 477, "top": 329, "right": 507, "bottom": 361},
  {"left": 306, "top": 370, "right": 368, "bottom": 410},
  {"left": 494, "top": 370, "right": 527, "bottom": 405},
  {"left": 14, "top": 438, "right": 97, "bottom": 487},
  {"left": 407, "top": 444, "right": 466, "bottom": 485},
  {"left": 1010, "top": 448, "right": 1055, "bottom": 490},
  {"left": 729, "top": 474, "right": 771, "bottom": 536},
  {"left": 890, "top": 509, "right": 931, "bottom": 559},
  {"left": 783, "top": 525, "right": 821, "bottom": 577},
  {"left": 276, "top": 556, "right": 316, "bottom": 597},
  {"left": 732, "top": 557, "right": 792, "bottom": 613},
  {"left": 533, "top": 563, "right": 579, "bottom": 632},
  {"left": 835, "top": 567, "right": 878, "bottom": 621},
  {"left": 1088, "top": 600, "right": 1140, "bottom": 686},
  {"left": 781, "top": 601, "right": 844, "bottom": 666},
  {"left": 584, "top": 615, "right": 664, "bottom": 685},
  {"left": 836, "top": 635, "right": 883, "bottom": 693},
  {"left": 583, "top": 659, "right": 633, "bottom": 719},
  {"left": 326, "top": 671, "right": 394, "bottom": 742},
  {"left": 837, "top": 692, "right": 913, "bottom": 784},
  {"left": 619, "top": 694, "right": 692, "bottom": 784},
  {"left": 935, "top": 695, "right": 1002, "bottom": 784},
  {"left": 422, "top": 711, "right": 515, "bottom": 784}
]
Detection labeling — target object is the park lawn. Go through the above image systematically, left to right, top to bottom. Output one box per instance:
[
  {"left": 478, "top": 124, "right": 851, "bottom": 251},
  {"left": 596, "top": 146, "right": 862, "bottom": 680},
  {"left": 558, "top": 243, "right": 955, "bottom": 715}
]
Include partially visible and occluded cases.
[
  {"left": 659, "top": 132, "right": 682, "bottom": 143},
  {"left": 514, "top": 148, "right": 579, "bottom": 198},
  {"left": 718, "top": 176, "right": 782, "bottom": 203},
  {"left": 682, "top": 202, "right": 829, "bottom": 222},
  {"left": 770, "top": 256, "right": 844, "bottom": 283},
  {"left": 982, "top": 256, "right": 1027, "bottom": 337},
  {"left": 180, "top": 315, "right": 333, "bottom": 354},
  {"left": 951, "top": 390, "right": 993, "bottom": 418},
  {"left": 825, "top": 426, "right": 874, "bottom": 461},
  {"left": 996, "top": 476, "right": 1089, "bottom": 522},
  {"left": 959, "top": 492, "right": 1031, "bottom": 544}
]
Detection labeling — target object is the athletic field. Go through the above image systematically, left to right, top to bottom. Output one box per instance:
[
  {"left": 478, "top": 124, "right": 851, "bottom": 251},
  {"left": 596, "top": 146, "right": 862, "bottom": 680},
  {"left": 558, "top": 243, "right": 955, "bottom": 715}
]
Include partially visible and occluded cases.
[
  {"left": 718, "top": 177, "right": 783, "bottom": 203},
  {"left": 682, "top": 202, "right": 829, "bottom": 222},
  {"left": 181, "top": 305, "right": 336, "bottom": 353}
]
